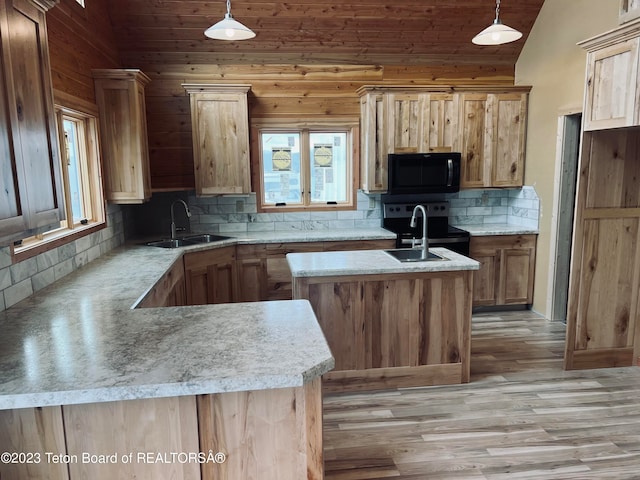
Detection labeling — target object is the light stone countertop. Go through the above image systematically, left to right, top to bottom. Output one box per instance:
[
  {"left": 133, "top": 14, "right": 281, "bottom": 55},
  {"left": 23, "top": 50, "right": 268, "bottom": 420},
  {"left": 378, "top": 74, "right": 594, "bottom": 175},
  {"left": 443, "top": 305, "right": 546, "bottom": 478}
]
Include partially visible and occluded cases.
[
  {"left": 454, "top": 224, "right": 539, "bottom": 236},
  {"left": 0, "top": 240, "right": 335, "bottom": 410},
  {"left": 287, "top": 247, "right": 479, "bottom": 278}
]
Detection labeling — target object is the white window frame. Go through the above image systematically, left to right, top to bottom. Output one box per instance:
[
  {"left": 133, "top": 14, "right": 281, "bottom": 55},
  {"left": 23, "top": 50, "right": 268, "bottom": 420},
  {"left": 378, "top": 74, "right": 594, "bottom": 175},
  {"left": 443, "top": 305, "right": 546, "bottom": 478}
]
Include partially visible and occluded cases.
[
  {"left": 12, "top": 93, "right": 106, "bottom": 260},
  {"left": 252, "top": 118, "right": 359, "bottom": 213}
]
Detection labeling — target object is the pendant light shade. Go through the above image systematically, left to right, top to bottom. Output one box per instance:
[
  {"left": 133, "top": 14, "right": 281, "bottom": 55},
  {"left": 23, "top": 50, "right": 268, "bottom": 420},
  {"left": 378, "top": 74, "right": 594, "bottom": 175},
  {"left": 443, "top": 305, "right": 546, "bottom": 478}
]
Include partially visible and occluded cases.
[
  {"left": 205, "top": 0, "right": 255, "bottom": 41},
  {"left": 472, "top": 0, "right": 522, "bottom": 46}
]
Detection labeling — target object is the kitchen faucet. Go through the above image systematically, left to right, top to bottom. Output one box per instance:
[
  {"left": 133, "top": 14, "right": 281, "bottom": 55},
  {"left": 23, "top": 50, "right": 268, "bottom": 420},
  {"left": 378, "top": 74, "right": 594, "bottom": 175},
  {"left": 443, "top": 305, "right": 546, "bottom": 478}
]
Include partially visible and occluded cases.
[
  {"left": 170, "top": 199, "right": 191, "bottom": 239},
  {"left": 410, "top": 204, "right": 429, "bottom": 260}
]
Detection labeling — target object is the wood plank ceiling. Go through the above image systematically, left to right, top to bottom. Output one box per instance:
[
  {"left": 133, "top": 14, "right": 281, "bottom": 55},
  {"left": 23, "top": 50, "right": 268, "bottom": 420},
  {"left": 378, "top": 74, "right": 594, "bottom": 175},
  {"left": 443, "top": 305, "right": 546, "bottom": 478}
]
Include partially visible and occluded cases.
[{"left": 106, "top": 0, "right": 545, "bottom": 66}]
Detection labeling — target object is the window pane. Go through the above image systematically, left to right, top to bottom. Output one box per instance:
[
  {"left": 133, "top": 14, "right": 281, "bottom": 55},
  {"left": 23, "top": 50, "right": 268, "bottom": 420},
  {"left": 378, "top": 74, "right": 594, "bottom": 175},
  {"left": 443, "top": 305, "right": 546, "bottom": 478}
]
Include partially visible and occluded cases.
[
  {"left": 63, "top": 119, "right": 86, "bottom": 223},
  {"left": 261, "top": 132, "right": 302, "bottom": 204},
  {"left": 309, "top": 132, "right": 348, "bottom": 203}
]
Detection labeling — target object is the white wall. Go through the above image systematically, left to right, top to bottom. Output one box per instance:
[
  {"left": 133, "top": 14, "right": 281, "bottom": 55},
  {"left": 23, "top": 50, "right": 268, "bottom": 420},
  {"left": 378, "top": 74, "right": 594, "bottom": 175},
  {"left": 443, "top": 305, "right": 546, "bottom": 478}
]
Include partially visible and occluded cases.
[{"left": 515, "top": 0, "right": 618, "bottom": 316}]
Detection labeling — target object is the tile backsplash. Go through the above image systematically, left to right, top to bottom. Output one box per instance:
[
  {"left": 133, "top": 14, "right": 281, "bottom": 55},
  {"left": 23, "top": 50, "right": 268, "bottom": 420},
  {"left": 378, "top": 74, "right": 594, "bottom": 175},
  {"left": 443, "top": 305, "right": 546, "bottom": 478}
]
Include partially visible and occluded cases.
[
  {"left": 0, "top": 186, "right": 539, "bottom": 313},
  {"left": 447, "top": 186, "right": 540, "bottom": 229},
  {"left": 129, "top": 187, "right": 540, "bottom": 237},
  {"left": 188, "top": 191, "right": 383, "bottom": 234},
  {"left": 0, "top": 204, "right": 125, "bottom": 313}
]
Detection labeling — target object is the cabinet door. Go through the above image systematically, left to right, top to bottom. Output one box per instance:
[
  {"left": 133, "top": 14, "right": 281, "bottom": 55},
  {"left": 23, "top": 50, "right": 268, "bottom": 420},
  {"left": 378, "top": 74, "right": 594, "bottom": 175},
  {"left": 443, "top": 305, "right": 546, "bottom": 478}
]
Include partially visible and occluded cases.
[
  {"left": 0, "top": 0, "right": 63, "bottom": 245},
  {"left": 584, "top": 38, "right": 639, "bottom": 131},
  {"left": 0, "top": 49, "right": 27, "bottom": 242},
  {"left": 93, "top": 70, "right": 152, "bottom": 204},
  {"left": 185, "top": 85, "right": 251, "bottom": 195},
  {"left": 359, "top": 92, "right": 387, "bottom": 192},
  {"left": 386, "top": 93, "right": 421, "bottom": 153},
  {"left": 420, "top": 93, "right": 459, "bottom": 153},
  {"left": 459, "top": 93, "right": 492, "bottom": 188},
  {"left": 491, "top": 93, "right": 527, "bottom": 187},
  {"left": 470, "top": 235, "right": 536, "bottom": 307},
  {"left": 266, "top": 242, "right": 324, "bottom": 300},
  {"left": 236, "top": 244, "right": 268, "bottom": 302},
  {"left": 184, "top": 246, "right": 237, "bottom": 305},
  {"left": 501, "top": 248, "right": 535, "bottom": 305},
  {"left": 471, "top": 249, "right": 500, "bottom": 306}
]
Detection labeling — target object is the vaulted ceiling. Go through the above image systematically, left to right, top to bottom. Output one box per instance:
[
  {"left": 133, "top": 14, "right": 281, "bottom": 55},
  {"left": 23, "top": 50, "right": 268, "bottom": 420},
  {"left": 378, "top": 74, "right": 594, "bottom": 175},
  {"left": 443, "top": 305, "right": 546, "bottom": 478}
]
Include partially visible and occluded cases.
[{"left": 107, "top": 0, "right": 545, "bottom": 66}]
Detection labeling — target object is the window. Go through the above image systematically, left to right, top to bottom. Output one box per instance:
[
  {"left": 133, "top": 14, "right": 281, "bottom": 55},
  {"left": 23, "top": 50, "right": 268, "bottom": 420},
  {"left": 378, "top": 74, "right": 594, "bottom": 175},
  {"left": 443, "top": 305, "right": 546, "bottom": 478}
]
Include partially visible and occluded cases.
[
  {"left": 13, "top": 97, "right": 105, "bottom": 258},
  {"left": 255, "top": 121, "right": 358, "bottom": 211}
]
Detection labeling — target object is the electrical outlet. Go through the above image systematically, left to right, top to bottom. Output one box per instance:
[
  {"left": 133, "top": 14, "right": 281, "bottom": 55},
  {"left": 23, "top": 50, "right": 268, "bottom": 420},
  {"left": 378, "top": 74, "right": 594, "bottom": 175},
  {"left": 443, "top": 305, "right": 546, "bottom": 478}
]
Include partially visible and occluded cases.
[{"left": 236, "top": 200, "right": 244, "bottom": 213}]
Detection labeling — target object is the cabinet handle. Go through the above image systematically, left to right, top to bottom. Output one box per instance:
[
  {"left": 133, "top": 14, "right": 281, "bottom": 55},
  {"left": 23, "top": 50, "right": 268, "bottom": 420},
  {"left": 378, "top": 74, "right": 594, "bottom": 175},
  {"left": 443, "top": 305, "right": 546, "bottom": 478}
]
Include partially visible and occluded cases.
[{"left": 16, "top": 100, "right": 23, "bottom": 121}]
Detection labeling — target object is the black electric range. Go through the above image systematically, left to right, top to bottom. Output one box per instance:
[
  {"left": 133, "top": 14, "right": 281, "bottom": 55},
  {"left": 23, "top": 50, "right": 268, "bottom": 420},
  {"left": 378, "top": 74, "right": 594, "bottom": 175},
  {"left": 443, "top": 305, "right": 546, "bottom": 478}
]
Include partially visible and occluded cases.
[{"left": 382, "top": 201, "right": 470, "bottom": 256}]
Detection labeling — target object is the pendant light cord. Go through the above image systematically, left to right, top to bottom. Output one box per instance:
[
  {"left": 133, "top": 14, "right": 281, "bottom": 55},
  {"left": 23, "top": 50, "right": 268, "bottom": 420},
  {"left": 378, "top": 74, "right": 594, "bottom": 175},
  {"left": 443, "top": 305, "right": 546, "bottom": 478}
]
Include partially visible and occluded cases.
[
  {"left": 226, "top": 0, "right": 232, "bottom": 15},
  {"left": 494, "top": 0, "right": 501, "bottom": 21}
]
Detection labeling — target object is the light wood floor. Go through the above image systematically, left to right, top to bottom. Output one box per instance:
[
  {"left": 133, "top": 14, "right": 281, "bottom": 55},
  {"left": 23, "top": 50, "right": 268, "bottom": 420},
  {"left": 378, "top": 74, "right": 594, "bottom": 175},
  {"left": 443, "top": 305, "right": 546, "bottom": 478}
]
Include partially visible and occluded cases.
[{"left": 323, "top": 310, "right": 640, "bottom": 479}]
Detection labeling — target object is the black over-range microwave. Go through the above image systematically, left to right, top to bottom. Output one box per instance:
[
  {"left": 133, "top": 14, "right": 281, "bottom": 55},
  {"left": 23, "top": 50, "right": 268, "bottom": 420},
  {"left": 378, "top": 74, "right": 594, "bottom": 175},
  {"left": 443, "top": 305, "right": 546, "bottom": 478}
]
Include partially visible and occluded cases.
[{"left": 388, "top": 152, "right": 461, "bottom": 194}]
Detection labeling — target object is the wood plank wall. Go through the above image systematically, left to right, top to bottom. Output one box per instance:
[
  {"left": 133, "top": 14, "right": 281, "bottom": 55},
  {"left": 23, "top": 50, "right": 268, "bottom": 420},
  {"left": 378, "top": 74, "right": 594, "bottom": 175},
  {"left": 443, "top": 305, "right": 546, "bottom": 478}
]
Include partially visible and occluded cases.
[
  {"left": 46, "top": 0, "right": 121, "bottom": 104},
  {"left": 44, "top": 2, "right": 515, "bottom": 191},
  {"left": 142, "top": 63, "right": 515, "bottom": 191}
]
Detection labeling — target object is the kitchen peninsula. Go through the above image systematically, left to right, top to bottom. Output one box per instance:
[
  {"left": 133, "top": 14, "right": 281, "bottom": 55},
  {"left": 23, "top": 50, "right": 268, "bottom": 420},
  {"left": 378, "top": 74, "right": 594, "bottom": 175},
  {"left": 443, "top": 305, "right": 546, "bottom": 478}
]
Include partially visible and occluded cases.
[
  {"left": 0, "top": 242, "right": 334, "bottom": 480},
  {"left": 288, "top": 247, "right": 479, "bottom": 393}
]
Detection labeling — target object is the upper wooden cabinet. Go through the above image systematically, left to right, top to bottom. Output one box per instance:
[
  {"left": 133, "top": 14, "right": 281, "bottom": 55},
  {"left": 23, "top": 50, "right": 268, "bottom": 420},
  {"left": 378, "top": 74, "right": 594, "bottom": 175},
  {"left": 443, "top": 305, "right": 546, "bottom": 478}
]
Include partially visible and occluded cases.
[
  {"left": 0, "top": 0, "right": 65, "bottom": 246},
  {"left": 581, "top": 22, "right": 640, "bottom": 131},
  {"left": 93, "top": 69, "right": 152, "bottom": 204},
  {"left": 183, "top": 84, "right": 251, "bottom": 196},
  {"left": 357, "top": 86, "right": 529, "bottom": 193},
  {"left": 459, "top": 92, "right": 528, "bottom": 188},
  {"left": 386, "top": 93, "right": 421, "bottom": 153}
]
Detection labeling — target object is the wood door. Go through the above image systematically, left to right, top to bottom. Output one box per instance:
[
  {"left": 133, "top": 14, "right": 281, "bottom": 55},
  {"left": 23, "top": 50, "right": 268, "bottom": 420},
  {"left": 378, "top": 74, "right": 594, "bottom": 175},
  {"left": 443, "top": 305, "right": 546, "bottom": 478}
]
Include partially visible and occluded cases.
[
  {"left": 0, "top": 0, "right": 64, "bottom": 241},
  {"left": 0, "top": 38, "right": 28, "bottom": 244},
  {"left": 584, "top": 38, "right": 639, "bottom": 131},
  {"left": 93, "top": 70, "right": 152, "bottom": 204},
  {"left": 185, "top": 84, "right": 251, "bottom": 195},
  {"left": 359, "top": 92, "right": 387, "bottom": 192},
  {"left": 386, "top": 93, "right": 421, "bottom": 153},
  {"left": 420, "top": 93, "right": 459, "bottom": 153},
  {"left": 459, "top": 93, "right": 492, "bottom": 188},
  {"left": 491, "top": 93, "right": 527, "bottom": 187},
  {"left": 565, "top": 129, "right": 640, "bottom": 370},
  {"left": 469, "top": 236, "right": 500, "bottom": 306},
  {"left": 265, "top": 241, "right": 324, "bottom": 300},
  {"left": 236, "top": 244, "right": 268, "bottom": 302},
  {"left": 184, "top": 246, "right": 237, "bottom": 305},
  {"left": 501, "top": 247, "right": 535, "bottom": 304},
  {"left": 137, "top": 259, "right": 186, "bottom": 308},
  {"left": 64, "top": 397, "right": 199, "bottom": 480},
  {"left": 0, "top": 406, "right": 69, "bottom": 480}
]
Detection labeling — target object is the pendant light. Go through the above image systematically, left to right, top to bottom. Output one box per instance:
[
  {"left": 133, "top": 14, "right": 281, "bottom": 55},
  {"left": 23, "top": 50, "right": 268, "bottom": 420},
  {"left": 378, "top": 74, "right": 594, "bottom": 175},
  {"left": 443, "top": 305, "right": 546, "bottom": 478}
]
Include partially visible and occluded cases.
[
  {"left": 204, "top": 0, "right": 255, "bottom": 41},
  {"left": 472, "top": 0, "right": 522, "bottom": 45}
]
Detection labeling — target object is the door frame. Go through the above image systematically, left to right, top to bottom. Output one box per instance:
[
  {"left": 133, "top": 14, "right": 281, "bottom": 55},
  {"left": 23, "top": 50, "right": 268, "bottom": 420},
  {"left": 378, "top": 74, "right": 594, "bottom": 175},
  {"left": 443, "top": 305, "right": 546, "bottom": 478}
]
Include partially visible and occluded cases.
[{"left": 546, "top": 111, "right": 582, "bottom": 323}]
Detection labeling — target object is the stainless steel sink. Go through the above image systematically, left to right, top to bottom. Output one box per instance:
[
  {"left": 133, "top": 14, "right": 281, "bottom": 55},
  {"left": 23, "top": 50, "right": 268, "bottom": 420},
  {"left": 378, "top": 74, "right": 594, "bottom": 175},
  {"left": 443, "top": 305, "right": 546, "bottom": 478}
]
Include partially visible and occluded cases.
[
  {"left": 145, "top": 233, "right": 232, "bottom": 248},
  {"left": 181, "top": 234, "right": 232, "bottom": 244},
  {"left": 146, "top": 239, "right": 191, "bottom": 249},
  {"left": 384, "top": 248, "right": 447, "bottom": 262}
]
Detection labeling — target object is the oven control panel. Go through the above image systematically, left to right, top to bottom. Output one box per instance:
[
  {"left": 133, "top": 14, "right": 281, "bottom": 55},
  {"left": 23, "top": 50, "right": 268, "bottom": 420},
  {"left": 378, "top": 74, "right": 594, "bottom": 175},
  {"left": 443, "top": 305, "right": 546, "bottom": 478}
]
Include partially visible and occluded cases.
[{"left": 383, "top": 201, "right": 450, "bottom": 219}]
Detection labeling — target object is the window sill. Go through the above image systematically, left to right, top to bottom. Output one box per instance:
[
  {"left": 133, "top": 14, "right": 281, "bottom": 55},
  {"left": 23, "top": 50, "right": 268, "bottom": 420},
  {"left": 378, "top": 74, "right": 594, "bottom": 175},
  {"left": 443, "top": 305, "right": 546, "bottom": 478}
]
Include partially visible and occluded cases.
[{"left": 12, "top": 222, "right": 106, "bottom": 263}]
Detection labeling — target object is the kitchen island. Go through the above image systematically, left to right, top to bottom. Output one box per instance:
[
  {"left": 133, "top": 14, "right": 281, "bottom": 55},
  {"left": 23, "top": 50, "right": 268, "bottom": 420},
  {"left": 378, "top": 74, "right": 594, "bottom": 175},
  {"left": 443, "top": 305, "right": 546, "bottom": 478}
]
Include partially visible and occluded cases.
[
  {"left": 0, "top": 243, "right": 334, "bottom": 480},
  {"left": 287, "top": 247, "right": 479, "bottom": 393}
]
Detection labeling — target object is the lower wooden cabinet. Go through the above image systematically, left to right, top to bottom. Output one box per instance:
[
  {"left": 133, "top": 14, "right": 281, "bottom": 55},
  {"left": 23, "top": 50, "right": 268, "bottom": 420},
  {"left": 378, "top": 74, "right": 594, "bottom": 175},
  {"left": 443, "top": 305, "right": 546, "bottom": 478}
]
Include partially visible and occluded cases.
[
  {"left": 469, "top": 234, "right": 537, "bottom": 307},
  {"left": 185, "top": 239, "right": 396, "bottom": 305},
  {"left": 236, "top": 244, "right": 268, "bottom": 302},
  {"left": 184, "top": 246, "right": 237, "bottom": 305},
  {"left": 137, "top": 259, "right": 186, "bottom": 307},
  {"left": 0, "top": 379, "right": 324, "bottom": 480}
]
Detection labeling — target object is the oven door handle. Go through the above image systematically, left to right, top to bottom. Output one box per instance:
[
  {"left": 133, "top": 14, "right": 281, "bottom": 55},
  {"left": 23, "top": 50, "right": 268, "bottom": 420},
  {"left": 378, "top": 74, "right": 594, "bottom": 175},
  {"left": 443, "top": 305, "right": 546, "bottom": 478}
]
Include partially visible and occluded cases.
[{"left": 447, "top": 158, "right": 453, "bottom": 187}]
